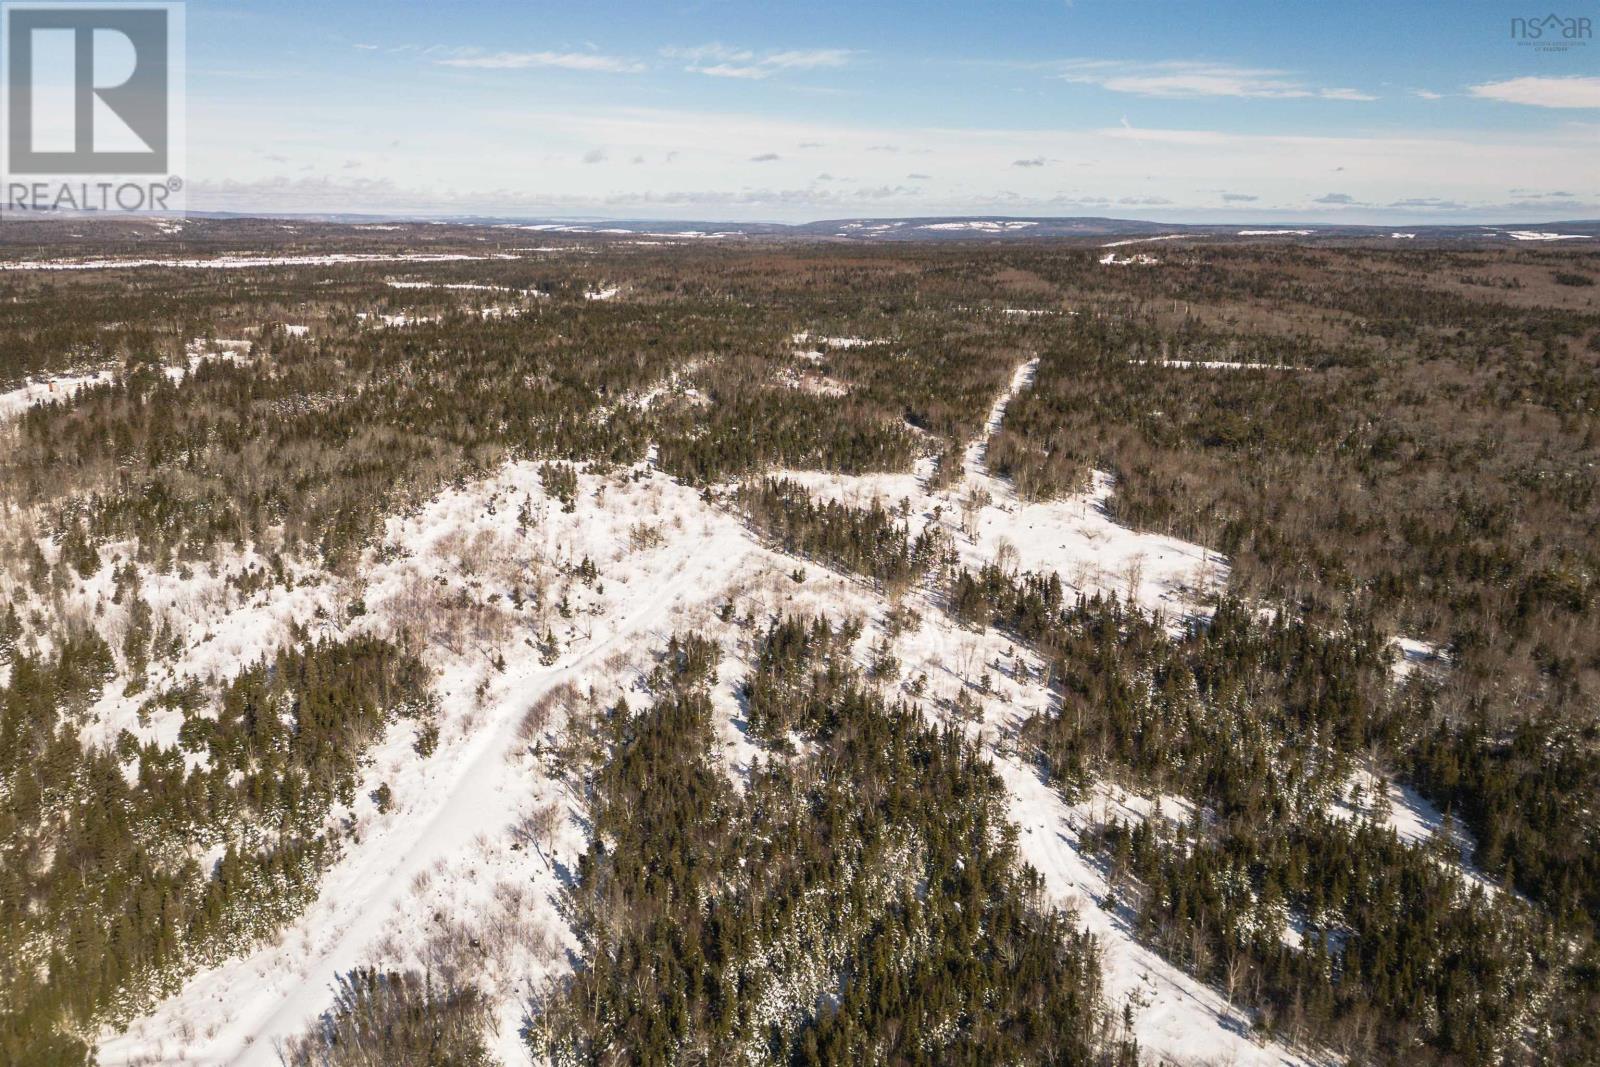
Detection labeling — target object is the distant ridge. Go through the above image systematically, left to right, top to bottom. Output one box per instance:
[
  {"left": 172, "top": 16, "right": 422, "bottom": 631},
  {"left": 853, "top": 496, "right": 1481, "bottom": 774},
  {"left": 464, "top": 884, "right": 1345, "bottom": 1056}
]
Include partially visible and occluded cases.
[
  {"left": 1, "top": 212, "right": 1597, "bottom": 246},
  {"left": 217, "top": 213, "right": 1600, "bottom": 242}
]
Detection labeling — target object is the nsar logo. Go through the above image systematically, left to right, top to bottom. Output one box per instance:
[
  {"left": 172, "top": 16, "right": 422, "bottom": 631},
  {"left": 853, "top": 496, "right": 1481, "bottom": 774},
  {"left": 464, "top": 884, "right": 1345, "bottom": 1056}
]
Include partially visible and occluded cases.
[{"left": 1510, "top": 12, "right": 1592, "bottom": 50}]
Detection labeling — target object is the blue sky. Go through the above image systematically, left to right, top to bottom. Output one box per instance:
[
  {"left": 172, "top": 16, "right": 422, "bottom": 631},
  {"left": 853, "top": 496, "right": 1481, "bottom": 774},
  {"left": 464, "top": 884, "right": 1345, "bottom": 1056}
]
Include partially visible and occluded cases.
[{"left": 183, "top": 0, "right": 1600, "bottom": 221}]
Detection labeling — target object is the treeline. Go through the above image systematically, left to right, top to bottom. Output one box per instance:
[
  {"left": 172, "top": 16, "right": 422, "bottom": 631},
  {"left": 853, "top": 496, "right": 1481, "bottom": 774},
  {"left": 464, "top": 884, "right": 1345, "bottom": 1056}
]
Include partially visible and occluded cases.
[
  {"left": 3, "top": 265, "right": 1026, "bottom": 571},
  {"left": 738, "top": 477, "right": 945, "bottom": 592},
  {"left": 1410, "top": 716, "right": 1600, "bottom": 924},
  {"left": 1098, "top": 814, "right": 1554, "bottom": 1062},
  {"left": 281, "top": 968, "right": 496, "bottom": 1067}
]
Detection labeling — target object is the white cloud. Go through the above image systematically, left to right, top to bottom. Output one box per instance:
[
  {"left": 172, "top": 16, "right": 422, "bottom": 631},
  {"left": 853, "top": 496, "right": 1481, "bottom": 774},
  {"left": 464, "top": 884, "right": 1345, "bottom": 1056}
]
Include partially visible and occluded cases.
[
  {"left": 662, "top": 43, "right": 750, "bottom": 64},
  {"left": 666, "top": 44, "right": 852, "bottom": 79},
  {"left": 762, "top": 49, "right": 852, "bottom": 71},
  {"left": 437, "top": 51, "right": 644, "bottom": 73},
  {"left": 1054, "top": 59, "right": 1374, "bottom": 101},
  {"left": 1469, "top": 76, "right": 1600, "bottom": 109},
  {"left": 1319, "top": 87, "right": 1378, "bottom": 102},
  {"left": 188, "top": 98, "right": 1600, "bottom": 223}
]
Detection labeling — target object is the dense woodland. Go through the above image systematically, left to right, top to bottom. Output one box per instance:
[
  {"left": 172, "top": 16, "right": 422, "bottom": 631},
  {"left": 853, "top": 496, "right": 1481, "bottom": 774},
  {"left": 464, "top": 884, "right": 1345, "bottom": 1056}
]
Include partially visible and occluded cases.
[
  {"left": 0, "top": 224, "right": 1596, "bottom": 1063},
  {"left": 954, "top": 568, "right": 1581, "bottom": 1062},
  {"left": 531, "top": 627, "right": 1130, "bottom": 1066},
  {"left": 0, "top": 633, "right": 427, "bottom": 1065}
]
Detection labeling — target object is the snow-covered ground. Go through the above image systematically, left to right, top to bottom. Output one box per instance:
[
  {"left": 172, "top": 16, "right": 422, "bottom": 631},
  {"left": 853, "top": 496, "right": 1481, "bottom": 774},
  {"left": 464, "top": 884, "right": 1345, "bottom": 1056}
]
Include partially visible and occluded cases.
[
  {"left": 917, "top": 220, "right": 1037, "bottom": 232},
  {"left": 1502, "top": 231, "right": 1590, "bottom": 242},
  {"left": 1100, "top": 252, "right": 1161, "bottom": 266},
  {"left": 386, "top": 280, "right": 508, "bottom": 292},
  {"left": 387, "top": 280, "right": 551, "bottom": 298},
  {"left": 359, "top": 310, "right": 440, "bottom": 327},
  {"left": 789, "top": 331, "right": 880, "bottom": 349},
  {"left": 788, "top": 332, "right": 883, "bottom": 372},
  {"left": 182, "top": 337, "right": 255, "bottom": 367},
  {"left": 0, "top": 339, "right": 258, "bottom": 424},
  {"left": 774, "top": 357, "right": 1227, "bottom": 624},
  {"left": 89, "top": 358, "right": 1327, "bottom": 1067},
  {"left": 1130, "top": 359, "right": 1299, "bottom": 371},
  {"left": 97, "top": 459, "right": 774, "bottom": 1066},
  {"left": 66, "top": 552, "right": 337, "bottom": 756},
  {"left": 1391, "top": 635, "right": 1448, "bottom": 680},
  {"left": 1004, "top": 765, "right": 1317, "bottom": 1066},
  {"left": 1328, "top": 767, "right": 1497, "bottom": 897}
]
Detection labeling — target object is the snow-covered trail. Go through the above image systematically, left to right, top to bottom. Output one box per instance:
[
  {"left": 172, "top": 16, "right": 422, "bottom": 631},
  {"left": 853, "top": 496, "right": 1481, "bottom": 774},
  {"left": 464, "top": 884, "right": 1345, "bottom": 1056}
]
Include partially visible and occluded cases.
[
  {"left": 778, "top": 353, "right": 1226, "bottom": 621},
  {"left": 964, "top": 355, "right": 1038, "bottom": 479},
  {"left": 764, "top": 359, "right": 1297, "bottom": 1065},
  {"left": 962, "top": 361, "right": 1307, "bottom": 1064},
  {"left": 99, "top": 503, "right": 751, "bottom": 1067},
  {"left": 264, "top": 583, "right": 698, "bottom": 1065},
  {"left": 999, "top": 759, "right": 1317, "bottom": 1067}
]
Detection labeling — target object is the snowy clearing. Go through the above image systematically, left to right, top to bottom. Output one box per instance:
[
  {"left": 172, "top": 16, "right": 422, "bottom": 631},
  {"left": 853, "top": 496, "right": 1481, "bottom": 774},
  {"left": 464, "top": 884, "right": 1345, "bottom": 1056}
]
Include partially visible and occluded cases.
[
  {"left": 917, "top": 220, "right": 1038, "bottom": 232},
  {"left": 1503, "top": 231, "right": 1590, "bottom": 242},
  {"left": 1099, "top": 252, "right": 1161, "bottom": 266},
  {"left": 789, "top": 331, "right": 881, "bottom": 349},
  {"left": 771, "top": 357, "right": 1227, "bottom": 624},
  {"left": 1131, "top": 359, "right": 1300, "bottom": 371},
  {"left": 0, "top": 368, "right": 117, "bottom": 421},
  {"left": 1391, "top": 635, "right": 1448, "bottom": 680},
  {"left": 1328, "top": 768, "right": 1498, "bottom": 897}
]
